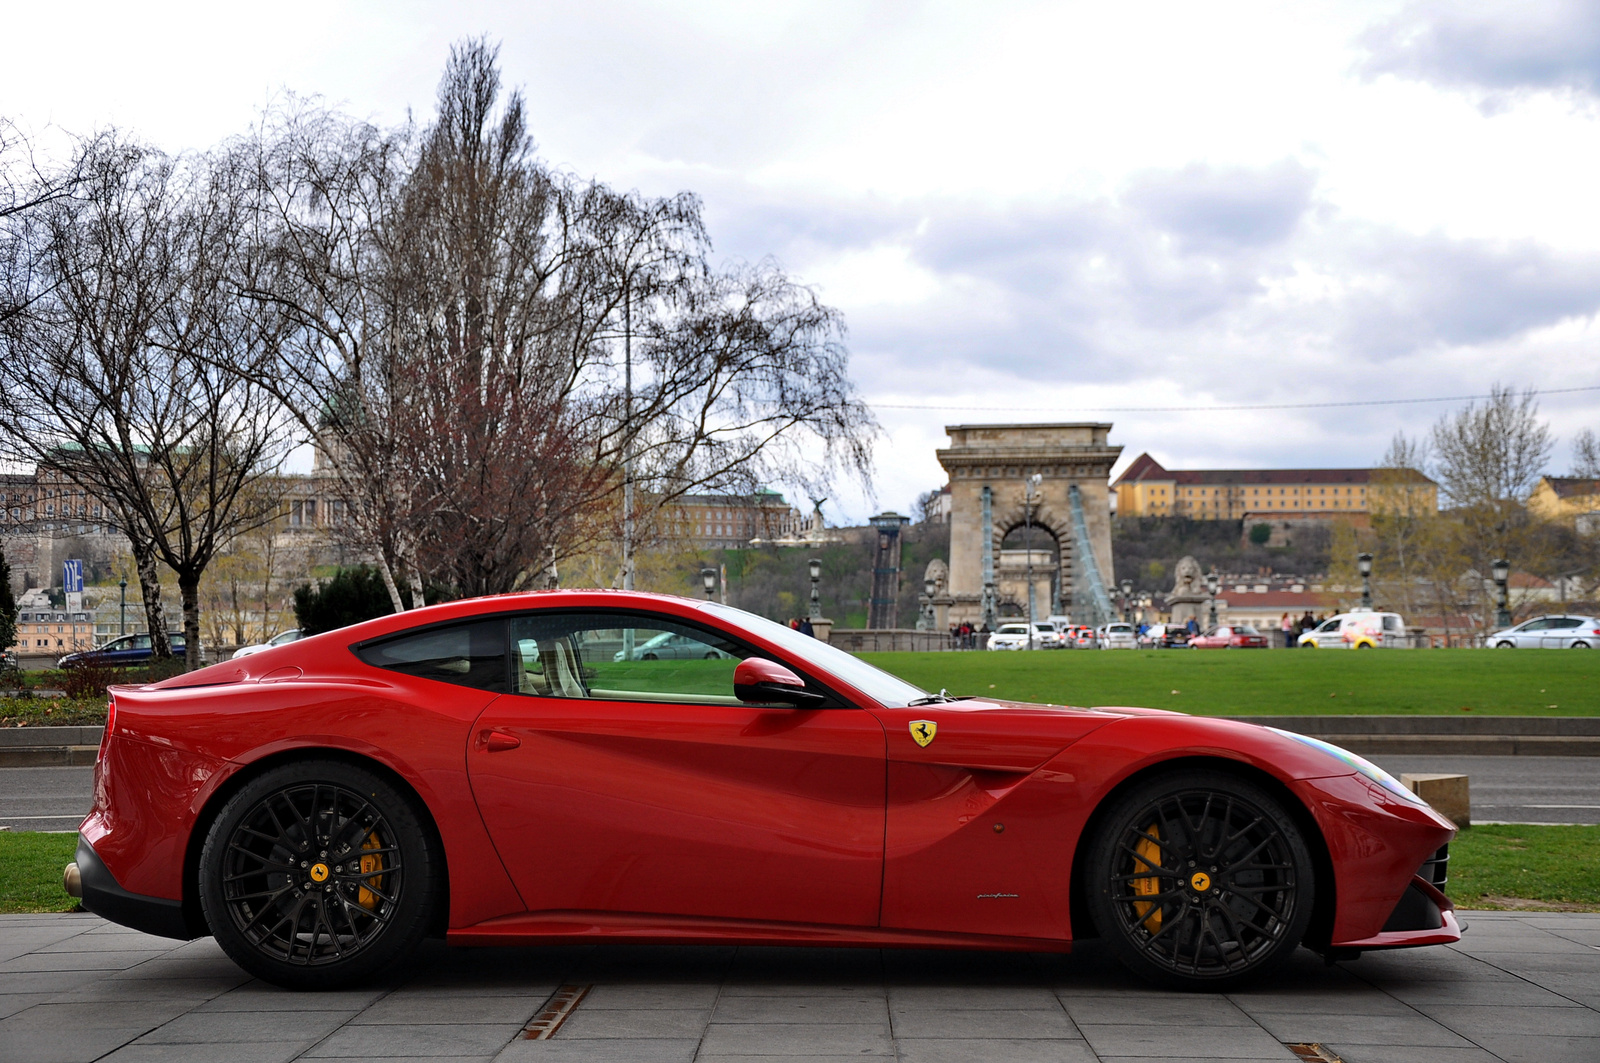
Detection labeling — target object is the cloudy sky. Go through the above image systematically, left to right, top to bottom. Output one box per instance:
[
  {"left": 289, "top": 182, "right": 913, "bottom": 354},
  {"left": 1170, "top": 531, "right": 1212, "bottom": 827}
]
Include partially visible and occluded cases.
[{"left": 6, "top": 0, "right": 1600, "bottom": 522}]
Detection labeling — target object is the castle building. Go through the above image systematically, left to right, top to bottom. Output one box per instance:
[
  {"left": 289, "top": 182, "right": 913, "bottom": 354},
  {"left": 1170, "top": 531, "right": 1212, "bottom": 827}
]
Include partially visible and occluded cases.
[{"left": 1113, "top": 453, "right": 1437, "bottom": 523}]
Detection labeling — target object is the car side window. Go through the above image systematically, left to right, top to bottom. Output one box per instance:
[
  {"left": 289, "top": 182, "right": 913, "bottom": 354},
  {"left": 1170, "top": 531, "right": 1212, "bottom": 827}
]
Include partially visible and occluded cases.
[
  {"left": 507, "top": 612, "right": 803, "bottom": 706},
  {"left": 1383, "top": 615, "right": 1401, "bottom": 631},
  {"left": 1551, "top": 618, "right": 1583, "bottom": 629},
  {"left": 1318, "top": 619, "right": 1340, "bottom": 632},
  {"left": 1521, "top": 619, "right": 1551, "bottom": 631},
  {"left": 356, "top": 620, "right": 507, "bottom": 692},
  {"left": 130, "top": 634, "right": 151, "bottom": 650}
]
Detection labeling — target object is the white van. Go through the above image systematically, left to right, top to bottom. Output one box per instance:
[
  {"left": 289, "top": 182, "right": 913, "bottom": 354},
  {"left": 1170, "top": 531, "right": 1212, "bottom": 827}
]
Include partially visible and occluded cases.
[{"left": 1297, "top": 611, "right": 1406, "bottom": 649}]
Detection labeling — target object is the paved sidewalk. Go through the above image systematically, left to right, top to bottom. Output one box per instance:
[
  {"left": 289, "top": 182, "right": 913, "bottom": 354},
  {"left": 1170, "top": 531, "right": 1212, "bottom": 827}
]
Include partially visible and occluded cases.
[{"left": 1, "top": 912, "right": 1596, "bottom": 1062}]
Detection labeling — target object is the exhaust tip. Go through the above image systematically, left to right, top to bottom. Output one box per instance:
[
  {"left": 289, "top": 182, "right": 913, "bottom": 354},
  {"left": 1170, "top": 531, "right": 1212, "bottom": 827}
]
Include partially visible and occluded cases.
[{"left": 63, "top": 863, "right": 82, "bottom": 898}]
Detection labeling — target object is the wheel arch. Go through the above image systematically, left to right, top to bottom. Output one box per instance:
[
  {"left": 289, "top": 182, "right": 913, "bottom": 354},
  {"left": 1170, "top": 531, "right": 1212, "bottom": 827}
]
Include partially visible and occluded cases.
[
  {"left": 181, "top": 746, "right": 451, "bottom": 940},
  {"left": 1067, "top": 754, "right": 1337, "bottom": 950}
]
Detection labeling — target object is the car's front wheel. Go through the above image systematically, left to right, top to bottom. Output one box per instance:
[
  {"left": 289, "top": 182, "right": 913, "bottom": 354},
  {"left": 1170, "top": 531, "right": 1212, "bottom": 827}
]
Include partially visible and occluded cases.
[
  {"left": 1496, "top": 641, "right": 1514, "bottom": 649},
  {"left": 199, "top": 760, "right": 440, "bottom": 989},
  {"left": 1085, "top": 768, "right": 1316, "bottom": 990}
]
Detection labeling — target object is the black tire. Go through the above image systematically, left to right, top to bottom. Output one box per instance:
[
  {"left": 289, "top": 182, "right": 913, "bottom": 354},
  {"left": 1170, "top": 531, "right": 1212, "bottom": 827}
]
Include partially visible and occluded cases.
[
  {"left": 1496, "top": 641, "right": 1514, "bottom": 649},
  {"left": 1571, "top": 642, "right": 1590, "bottom": 649},
  {"left": 642, "top": 652, "right": 658, "bottom": 661},
  {"left": 703, "top": 652, "right": 719, "bottom": 660},
  {"left": 199, "top": 760, "right": 440, "bottom": 989},
  {"left": 1085, "top": 768, "right": 1315, "bottom": 991}
]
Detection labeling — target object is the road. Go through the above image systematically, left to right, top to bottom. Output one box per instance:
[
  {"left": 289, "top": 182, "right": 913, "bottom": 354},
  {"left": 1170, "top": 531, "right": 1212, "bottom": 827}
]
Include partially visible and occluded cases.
[{"left": 2, "top": 755, "right": 1597, "bottom": 832}]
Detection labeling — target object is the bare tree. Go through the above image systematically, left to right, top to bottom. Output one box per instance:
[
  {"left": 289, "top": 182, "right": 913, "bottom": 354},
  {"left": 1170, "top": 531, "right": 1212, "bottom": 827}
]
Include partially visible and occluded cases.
[
  {"left": 244, "top": 40, "right": 875, "bottom": 600},
  {"left": 1, "top": 120, "right": 92, "bottom": 324},
  {"left": 0, "top": 135, "right": 292, "bottom": 668},
  {"left": 1573, "top": 428, "right": 1600, "bottom": 479},
  {"left": 1369, "top": 431, "right": 1435, "bottom": 617}
]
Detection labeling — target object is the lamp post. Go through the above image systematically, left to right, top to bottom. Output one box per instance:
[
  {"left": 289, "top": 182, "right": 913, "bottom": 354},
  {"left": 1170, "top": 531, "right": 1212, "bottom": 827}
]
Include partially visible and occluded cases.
[
  {"left": 1024, "top": 473, "right": 1041, "bottom": 650},
  {"left": 1358, "top": 552, "right": 1373, "bottom": 611},
  {"left": 1492, "top": 557, "right": 1512, "bottom": 630},
  {"left": 808, "top": 558, "right": 822, "bottom": 620},
  {"left": 701, "top": 568, "right": 717, "bottom": 601},
  {"left": 1206, "top": 571, "right": 1220, "bottom": 631},
  {"left": 118, "top": 575, "right": 127, "bottom": 636},
  {"left": 918, "top": 576, "right": 936, "bottom": 631},
  {"left": 1120, "top": 578, "right": 1133, "bottom": 624}
]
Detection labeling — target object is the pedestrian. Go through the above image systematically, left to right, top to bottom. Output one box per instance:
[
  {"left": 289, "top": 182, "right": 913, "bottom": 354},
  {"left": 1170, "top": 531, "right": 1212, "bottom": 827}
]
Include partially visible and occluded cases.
[
  {"left": 1300, "top": 610, "right": 1315, "bottom": 634},
  {"left": 1280, "top": 612, "right": 1294, "bottom": 648},
  {"left": 1186, "top": 615, "right": 1199, "bottom": 638},
  {"left": 799, "top": 617, "right": 815, "bottom": 638}
]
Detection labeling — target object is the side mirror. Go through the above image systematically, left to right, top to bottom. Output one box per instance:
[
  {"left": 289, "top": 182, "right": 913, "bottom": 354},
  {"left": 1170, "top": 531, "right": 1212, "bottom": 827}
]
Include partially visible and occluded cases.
[{"left": 734, "top": 657, "right": 825, "bottom": 708}]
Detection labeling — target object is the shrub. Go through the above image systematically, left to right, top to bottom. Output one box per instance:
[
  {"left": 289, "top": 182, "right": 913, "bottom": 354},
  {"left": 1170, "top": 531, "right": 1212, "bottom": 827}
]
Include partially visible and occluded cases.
[
  {"left": 1249, "top": 523, "right": 1273, "bottom": 545},
  {"left": 293, "top": 566, "right": 397, "bottom": 636},
  {"left": 59, "top": 661, "right": 118, "bottom": 700}
]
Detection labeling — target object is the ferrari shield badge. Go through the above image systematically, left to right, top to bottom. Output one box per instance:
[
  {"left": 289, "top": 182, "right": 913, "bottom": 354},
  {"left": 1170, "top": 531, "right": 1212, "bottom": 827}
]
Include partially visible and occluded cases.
[{"left": 909, "top": 720, "right": 937, "bottom": 747}]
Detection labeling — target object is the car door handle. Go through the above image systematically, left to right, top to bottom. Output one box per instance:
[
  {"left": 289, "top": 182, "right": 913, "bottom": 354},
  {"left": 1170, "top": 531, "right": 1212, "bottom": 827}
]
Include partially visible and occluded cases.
[{"left": 481, "top": 730, "right": 521, "bottom": 753}]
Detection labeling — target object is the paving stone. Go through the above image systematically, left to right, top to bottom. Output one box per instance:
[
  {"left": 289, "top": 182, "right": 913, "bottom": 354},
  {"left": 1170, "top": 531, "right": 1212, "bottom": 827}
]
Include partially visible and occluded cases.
[
  {"left": 0, "top": 949, "right": 173, "bottom": 973},
  {"left": 46, "top": 975, "right": 240, "bottom": 1004},
  {"left": 1378, "top": 977, "right": 1584, "bottom": 1008},
  {"left": 716, "top": 981, "right": 883, "bottom": 998},
  {"left": 195, "top": 982, "right": 393, "bottom": 1011},
  {"left": 581, "top": 983, "right": 720, "bottom": 1009},
  {"left": 889, "top": 984, "right": 1062, "bottom": 1008},
  {"left": 1228, "top": 989, "right": 1417, "bottom": 1016},
  {"left": 0, "top": 993, "right": 51, "bottom": 1019},
  {"left": 1065, "top": 993, "right": 1257, "bottom": 1025},
  {"left": 350, "top": 994, "right": 540, "bottom": 1025},
  {"left": 714, "top": 994, "right": 888, "bottom": 1023},
  {"left": 1412, "top": 1003, "right": 1600, "bottom": 1037},
  {"left": 553, "top": 1006, "right": 710, "bottom": 1038},
  {"left": 890, "top": 1006, "right": 1080, "bottom": 1039},
  {"left": 134, "top": 1009, "right": 354, "bottom": 1043},
  {"left": 1249, "top": 1012, "right": 1475, "bottom": 1048},
  {"left": 697, "top": 1021, "right": 894, "bottom": 1056},
  {"left": 304, "top": 1022, "right": 525, "bottom": 1057},
  {"left": 1077, "top": 1022, "right": 1297, "bottom": 1059},
  {"left": 0, "top": 1025, "right": 148, "bottom": 1063},
  {"left": 1468, "top": 1034, "right": 1600, "bottom": 1063},
  {"left": 493, "top": 1038, "right": 699, "bottom": 1062},
  {"left": 896, "top": 1040, "right": 1099, "bottom": 1063},
  {"left": 100, "top": 1041, "right": 316, "bottom": 1063},
  {"left": 1328, "top": 1047, "right": 1507, "bottom": 1063}
]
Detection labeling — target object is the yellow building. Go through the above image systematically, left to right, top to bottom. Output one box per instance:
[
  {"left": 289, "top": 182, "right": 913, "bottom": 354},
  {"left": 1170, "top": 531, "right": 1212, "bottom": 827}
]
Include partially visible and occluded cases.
[
  {"left": 1113, "top": 453, "right": 1437, "bottom": 522},
  {"left": 1527, "top": 476, "right": 1600, "bottom": 522}
]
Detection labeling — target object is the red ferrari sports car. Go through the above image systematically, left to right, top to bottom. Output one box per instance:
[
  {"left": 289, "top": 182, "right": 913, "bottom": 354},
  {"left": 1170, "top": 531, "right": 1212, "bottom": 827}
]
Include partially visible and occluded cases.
[{"left": 66, "top": 590, "right": 1459, "bottom": 991}]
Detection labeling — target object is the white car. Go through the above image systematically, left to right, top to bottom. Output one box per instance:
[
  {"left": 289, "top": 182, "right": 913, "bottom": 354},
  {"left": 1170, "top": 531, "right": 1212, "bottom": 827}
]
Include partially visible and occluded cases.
[
  {"left": 1297, "top": 612, "right": 1405, "bottom": 649},
  {"left": 1487, "top": 615, "right": 1600, "bottom": 649},
  {"left": 1028, "top": 621, "right": 1065, "bottom": 648},
  {"left": 1097, "top": 622, "right": 1138, "bottom": 649},
  {"left": 986, "top": 623, "right": 1035, "bottom": 650},
  {"left": 231, "top": 629, "right": 304, "bottom": 659}
]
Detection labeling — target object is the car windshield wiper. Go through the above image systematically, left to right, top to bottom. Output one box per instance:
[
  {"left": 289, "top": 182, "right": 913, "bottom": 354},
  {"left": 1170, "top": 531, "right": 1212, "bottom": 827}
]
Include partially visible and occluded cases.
[{"left": 907, "top": 689, "right": 959, "bottom": 706}]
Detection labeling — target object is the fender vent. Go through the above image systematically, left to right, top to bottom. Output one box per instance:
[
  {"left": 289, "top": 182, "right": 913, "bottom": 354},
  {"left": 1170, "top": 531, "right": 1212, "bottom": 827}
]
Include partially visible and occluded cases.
[{"left": 1419, "top": 844, "right": 1449, "bottom": 889}]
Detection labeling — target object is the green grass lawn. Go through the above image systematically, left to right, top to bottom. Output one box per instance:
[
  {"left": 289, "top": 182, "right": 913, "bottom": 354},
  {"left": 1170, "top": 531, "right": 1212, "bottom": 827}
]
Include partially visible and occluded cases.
[
  {"left": 862, "top": 648, "right": 1600, "bottom": 716},
  {"left": 1447, "top": 825, "right": 1600, "bottom": 910},
  {"left": 2, "top": 826, "right": 1591, "bottom": 914},
  {"left": 0, "top": 832, "right": 80, "bottom": 913}
]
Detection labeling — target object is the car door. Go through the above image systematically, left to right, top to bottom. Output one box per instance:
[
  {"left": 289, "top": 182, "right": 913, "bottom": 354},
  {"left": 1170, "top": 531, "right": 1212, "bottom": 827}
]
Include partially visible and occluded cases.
[
  {"left": 467, "top": 609, "right": 887, "bottom": 929},
  {"left": 1542, "top": 618, "right": 1581, "bottom": 648},
  {"left": 1513, "top": 619, "right": 1549, "bottom": 648}
]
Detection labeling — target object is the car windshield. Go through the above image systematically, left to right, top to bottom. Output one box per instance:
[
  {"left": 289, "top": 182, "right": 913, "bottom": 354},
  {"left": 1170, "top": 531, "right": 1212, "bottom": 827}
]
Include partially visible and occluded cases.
[{"left": 704, "top": 603, "right": 929, "bottom": 707}]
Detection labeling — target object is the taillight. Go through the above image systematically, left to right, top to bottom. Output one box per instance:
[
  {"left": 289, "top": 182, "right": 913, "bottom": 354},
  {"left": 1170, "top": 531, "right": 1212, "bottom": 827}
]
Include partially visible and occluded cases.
[{"left": 99, "top": 694, "right": 117, "bottom": 763}]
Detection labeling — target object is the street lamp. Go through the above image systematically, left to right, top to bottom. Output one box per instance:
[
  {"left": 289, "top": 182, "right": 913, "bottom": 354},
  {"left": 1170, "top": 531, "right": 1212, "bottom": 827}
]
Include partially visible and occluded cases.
[
  {"left": 1024, "top": 473, "right": 1042, "bottom": 649},
  {"left": 1358, "top": 552, "right": 1373, "bottom": 611},
  {"left": 1491, "top": 557, "right": 1511, "bottom": 630},
  {"left": 808, "top": 558, "right": 822, "bottom": 620},
  {"left": 701, "top": 568, "right": 717, "bottom": 600},
  {"left": 1205, "top": 571, "right": 1220, "bottom": 631},
  {"left": 118, "top": 575, "right": 127, "bottom": 636},
  {"left": 919, "top": 576, "right": 936, "bottom": 631},
  {"left": 1120, "top": 578, "right": 1133, "bottom": 624}
]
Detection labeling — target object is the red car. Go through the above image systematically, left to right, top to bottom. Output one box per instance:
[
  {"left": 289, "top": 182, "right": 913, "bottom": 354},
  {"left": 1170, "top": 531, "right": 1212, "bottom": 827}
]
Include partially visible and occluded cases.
[
  {"left": 67, "top": 590, "right": 1458, "bottom": 991},
  {"left": 1190, "top": 624, "right": 1270, "bottom": 649}
]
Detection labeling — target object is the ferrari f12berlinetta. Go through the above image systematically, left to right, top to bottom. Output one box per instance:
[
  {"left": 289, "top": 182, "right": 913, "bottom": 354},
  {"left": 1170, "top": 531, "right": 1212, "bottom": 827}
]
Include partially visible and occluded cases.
[{"left": 67, "top": 591, "right": 1459, "bottom": 990}]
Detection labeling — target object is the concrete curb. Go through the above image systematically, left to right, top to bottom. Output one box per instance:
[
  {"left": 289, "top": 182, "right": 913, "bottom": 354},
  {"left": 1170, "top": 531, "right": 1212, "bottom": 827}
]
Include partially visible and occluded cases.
[{"left": 0, "top": 726, "right": 104, "bottom": 767}]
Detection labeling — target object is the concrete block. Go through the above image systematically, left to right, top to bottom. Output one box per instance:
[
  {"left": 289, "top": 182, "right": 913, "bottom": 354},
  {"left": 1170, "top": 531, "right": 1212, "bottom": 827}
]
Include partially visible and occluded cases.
[{"left": 1401, "top": 773, "right": 1470, "bottom": 828}]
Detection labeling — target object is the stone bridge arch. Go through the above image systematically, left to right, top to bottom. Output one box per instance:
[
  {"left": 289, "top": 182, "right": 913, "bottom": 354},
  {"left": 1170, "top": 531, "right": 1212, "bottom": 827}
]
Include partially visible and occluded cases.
[{"left": 936, "top": 423, "right": 1120, "bottom": 628}]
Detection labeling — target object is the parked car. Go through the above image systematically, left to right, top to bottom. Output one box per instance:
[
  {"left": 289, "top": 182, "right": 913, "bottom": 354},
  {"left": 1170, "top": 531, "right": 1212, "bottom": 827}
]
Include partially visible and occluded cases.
[
  {"left": 68, "top": 589, "right": 1460, "bottom": 992},
  {"left": 1297, "top": 611, "right": 1406, "bottom": 649},
  {"left": 1486, "top": 615, "right": 1600, "bottom": 649},
  {"left": 1028, "top": 621, "right": 1065, "bottom": 648},
  {"left": 986, "top": 622, "right": 1034, "bottom": 650},
  {"left": 1097, "top": 622, "right": 1138, "bottom": 649},
  {"left": 1140, "top": 623, "right": 1190, "bottom": 648},
  {"left": 1190, "top": 624, "right": 1270, "bottom": 650},
  {"left": 232, "top": 629, "right": 305, "bottom": 660},
  {"left": 614, "top": 630, "right": 737, "bottom": 661},
  {"left": 59, "top": 631, "right": 187, "bottom": 669}
]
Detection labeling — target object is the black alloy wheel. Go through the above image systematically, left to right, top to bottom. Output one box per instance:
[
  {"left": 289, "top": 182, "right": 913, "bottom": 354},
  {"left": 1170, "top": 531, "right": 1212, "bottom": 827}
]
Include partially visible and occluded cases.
[
  {"left": 199, "top": 760, "right": 439, "bottom": 989},
  {"left": 1086, "top": 768, "right": 1315, "bottom": 990}
]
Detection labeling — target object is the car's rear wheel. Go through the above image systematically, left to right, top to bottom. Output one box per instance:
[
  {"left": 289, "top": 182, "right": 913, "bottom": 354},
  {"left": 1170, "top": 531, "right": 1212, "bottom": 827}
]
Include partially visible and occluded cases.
[
  {"left": 199, "top": 760, "right": 439, "bottom": 989},
  {"left": 1086, "top": 768, "right": 1315, "bottom": 991}
]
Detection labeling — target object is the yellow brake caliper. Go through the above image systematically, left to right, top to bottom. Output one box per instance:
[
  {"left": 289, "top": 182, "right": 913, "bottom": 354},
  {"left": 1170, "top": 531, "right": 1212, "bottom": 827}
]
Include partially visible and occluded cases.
[
  {"left": 1131, "top": 823, "right": 1163, "bottom": 932},
  {"left": 358, "top": 831, "right": 384, "bottom": 911}
]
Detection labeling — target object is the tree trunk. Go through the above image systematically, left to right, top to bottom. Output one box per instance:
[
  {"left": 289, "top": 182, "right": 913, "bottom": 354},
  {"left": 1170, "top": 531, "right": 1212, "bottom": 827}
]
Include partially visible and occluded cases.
[
  {"left": 133, "top": 541, "right": 172, "bottom": 659},
  {"left": 375, "top": 553, "right": 407, "bottom": 613},
  {"left": 408, "top": 568, "right": 426, "bottom": 611},
  {"left": 178, "top": 572, "right": 202, "bottom": 671}
]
